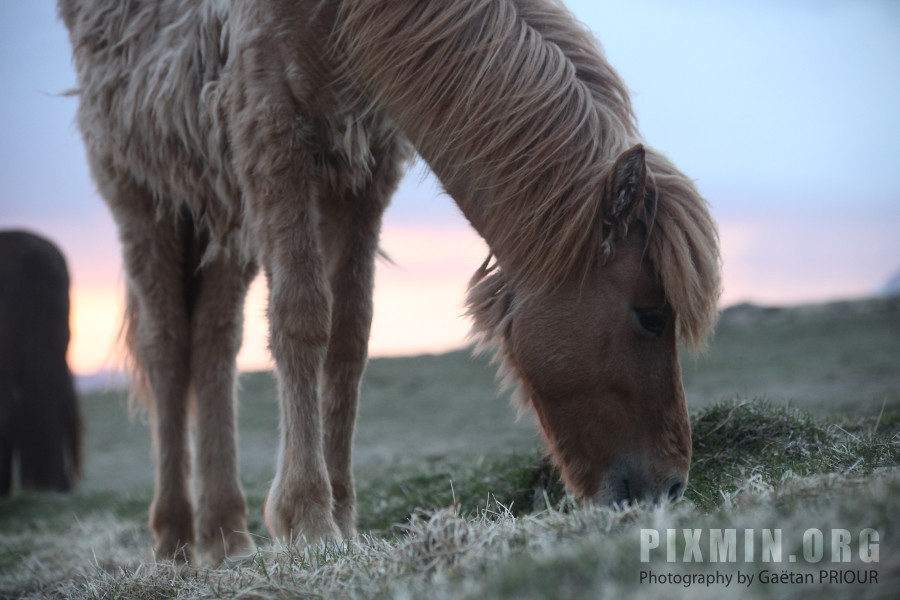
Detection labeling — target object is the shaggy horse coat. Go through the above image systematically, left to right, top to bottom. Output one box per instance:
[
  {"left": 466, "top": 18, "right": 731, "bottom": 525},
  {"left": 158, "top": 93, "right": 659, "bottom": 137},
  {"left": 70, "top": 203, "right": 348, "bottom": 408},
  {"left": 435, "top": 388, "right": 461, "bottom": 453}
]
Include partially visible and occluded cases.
[
  {"left": 60, "top": 0, "right": 720, "bottom": 563},
  {"left": 0, "top": 230, "right": 82, "bottom": 495}
]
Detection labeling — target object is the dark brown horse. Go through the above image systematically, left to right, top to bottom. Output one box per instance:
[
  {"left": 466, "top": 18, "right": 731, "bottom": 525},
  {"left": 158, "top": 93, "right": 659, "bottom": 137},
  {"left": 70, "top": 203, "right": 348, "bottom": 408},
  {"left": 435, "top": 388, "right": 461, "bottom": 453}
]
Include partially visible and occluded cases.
[
  {"left": 60, "top": 0, "right": 720, "bottom": 563},
  {"left": 0, "top": 230, "right": 82, "bottom": 495}
]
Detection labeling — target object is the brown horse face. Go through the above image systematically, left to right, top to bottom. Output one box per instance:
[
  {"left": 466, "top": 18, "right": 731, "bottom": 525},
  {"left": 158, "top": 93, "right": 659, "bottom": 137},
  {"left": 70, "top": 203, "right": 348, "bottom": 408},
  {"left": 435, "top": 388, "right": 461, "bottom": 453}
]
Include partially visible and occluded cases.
[
  {"left": 504, "top": 146, "right": 691, "bottom": 506},
  {"left": 508, "top": 231, "right": 690, "bottom": 505}
]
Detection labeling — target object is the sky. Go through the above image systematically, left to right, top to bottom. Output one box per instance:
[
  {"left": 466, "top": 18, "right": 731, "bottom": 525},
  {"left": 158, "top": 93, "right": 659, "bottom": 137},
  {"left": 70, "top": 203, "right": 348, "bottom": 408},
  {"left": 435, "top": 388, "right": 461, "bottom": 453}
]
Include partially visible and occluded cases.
[{"left": 1, "top": 1, "right": 899, "bottom": 375}]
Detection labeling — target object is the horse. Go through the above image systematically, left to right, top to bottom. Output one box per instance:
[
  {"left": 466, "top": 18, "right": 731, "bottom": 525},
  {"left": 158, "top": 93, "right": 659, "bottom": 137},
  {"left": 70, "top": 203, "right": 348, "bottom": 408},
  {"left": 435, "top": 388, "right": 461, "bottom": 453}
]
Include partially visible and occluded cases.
[
  {"left": 59, "top": 0, "right": 720, "bottom": 563},
  {"left": 0, "top": 230, "right": 82, "bottom": 496}
]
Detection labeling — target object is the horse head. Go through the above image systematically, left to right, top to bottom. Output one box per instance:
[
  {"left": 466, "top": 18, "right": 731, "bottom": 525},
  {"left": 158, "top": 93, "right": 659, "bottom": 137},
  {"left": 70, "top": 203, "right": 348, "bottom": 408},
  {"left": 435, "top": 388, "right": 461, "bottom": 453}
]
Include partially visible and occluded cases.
[{"left": 469, "top": 145, "right": 698, "bottom": 506}]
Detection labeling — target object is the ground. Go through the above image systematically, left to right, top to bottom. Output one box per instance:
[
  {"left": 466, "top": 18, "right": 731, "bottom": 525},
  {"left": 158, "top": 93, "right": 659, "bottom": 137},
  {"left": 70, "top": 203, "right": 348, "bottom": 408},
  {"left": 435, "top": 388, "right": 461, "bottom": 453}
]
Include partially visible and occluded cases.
[{"left": 1, "top": 296, "right": 898, "bottom": 599}]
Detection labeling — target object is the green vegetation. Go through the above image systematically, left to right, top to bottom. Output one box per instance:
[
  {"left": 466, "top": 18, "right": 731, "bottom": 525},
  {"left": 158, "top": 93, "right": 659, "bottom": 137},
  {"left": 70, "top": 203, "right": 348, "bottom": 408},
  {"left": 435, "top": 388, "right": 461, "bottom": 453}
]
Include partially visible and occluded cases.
[{"left": 688, "top": 400, "right": 900, "bottom": 511}]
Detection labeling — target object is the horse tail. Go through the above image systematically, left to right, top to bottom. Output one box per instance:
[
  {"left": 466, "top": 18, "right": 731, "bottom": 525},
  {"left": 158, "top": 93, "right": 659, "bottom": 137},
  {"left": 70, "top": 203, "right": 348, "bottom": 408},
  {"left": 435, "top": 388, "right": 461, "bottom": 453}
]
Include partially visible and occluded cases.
[
  {"left": 119, "top": 207, "right": 206, "bottom": 418},
  {"left": 120, "top": 283, "right": 149, "bottom": 417}
]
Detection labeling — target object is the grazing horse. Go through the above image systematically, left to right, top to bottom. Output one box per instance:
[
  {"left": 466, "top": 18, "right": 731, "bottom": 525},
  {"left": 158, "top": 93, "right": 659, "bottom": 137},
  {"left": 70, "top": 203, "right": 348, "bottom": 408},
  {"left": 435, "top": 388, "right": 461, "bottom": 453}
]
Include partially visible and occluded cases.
[
  {"left": 60, "top": 0, "right": 720, "bottom": 563},
  {"left": 0, "top": 230, "right": 82, "bottom": 495}
]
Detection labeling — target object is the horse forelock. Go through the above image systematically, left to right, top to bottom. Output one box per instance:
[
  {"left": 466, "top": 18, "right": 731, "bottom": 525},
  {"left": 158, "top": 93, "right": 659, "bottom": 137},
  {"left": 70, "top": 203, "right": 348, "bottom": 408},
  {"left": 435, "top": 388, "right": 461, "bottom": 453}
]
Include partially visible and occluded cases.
[{"left": 642, "top": 150, "right": 722, "bottom": 353}]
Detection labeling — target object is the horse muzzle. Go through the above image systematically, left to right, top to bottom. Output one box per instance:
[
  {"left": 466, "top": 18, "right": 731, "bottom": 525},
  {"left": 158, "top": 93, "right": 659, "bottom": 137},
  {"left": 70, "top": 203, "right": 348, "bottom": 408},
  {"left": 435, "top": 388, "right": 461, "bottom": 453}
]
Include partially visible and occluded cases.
[{"left": 588, "top": 459, "right": 686, "bottom": 507}]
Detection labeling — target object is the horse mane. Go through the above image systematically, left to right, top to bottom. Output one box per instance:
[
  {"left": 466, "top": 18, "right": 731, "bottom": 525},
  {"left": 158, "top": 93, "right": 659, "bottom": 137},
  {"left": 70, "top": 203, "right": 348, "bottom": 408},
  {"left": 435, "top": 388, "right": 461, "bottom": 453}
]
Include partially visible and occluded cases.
[
  {"left": 337, "top": 0, "right": 634, "bottom": 285},
  {"left": 338, "top": 0, "right": 720, "bottom": 357}
]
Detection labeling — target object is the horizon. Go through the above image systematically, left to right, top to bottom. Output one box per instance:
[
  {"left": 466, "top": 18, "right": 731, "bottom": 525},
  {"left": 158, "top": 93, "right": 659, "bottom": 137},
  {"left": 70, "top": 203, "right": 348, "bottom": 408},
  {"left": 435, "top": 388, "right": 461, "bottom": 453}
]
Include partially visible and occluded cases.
[
  {"left": 2, "top": 1, "right": 899, "bottom": 376},
  {"left": 72, "top": 291, "right": 898, "bottom": 390}
]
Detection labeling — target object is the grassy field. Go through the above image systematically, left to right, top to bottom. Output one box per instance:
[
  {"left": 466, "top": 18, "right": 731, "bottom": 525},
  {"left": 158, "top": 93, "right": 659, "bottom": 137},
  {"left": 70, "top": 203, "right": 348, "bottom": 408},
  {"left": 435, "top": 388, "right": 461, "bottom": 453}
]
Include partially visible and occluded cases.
[{"left": 1, "top": 296, "right": 898, "bottom": 599}]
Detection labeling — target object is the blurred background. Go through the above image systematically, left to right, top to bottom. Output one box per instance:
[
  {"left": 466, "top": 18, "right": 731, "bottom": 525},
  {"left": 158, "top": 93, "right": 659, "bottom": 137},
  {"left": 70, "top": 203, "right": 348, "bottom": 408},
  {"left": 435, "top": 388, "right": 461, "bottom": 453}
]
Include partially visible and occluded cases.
[{"left": 2, "top": 0, "right": 899, "bottom": 379}]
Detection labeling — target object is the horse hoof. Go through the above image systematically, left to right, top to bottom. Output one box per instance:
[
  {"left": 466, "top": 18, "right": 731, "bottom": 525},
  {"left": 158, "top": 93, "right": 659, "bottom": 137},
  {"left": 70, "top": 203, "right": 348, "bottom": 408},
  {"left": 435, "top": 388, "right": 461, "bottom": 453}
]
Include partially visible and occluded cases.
[
  {"left": 265, "top": 504, "right": 342, "bottom": 549},
  {"left": 199, "top": 530, "right": 258, "bottom": 566},
  {"left": 153, "top": 539, "right": 193, "bottom": 564}
]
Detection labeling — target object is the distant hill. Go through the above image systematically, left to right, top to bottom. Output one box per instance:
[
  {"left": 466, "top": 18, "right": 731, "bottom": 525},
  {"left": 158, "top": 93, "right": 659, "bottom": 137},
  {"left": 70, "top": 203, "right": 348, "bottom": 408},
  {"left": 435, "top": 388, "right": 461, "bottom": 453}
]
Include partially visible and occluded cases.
[
  {"left": 881, "top": 269, "right": 900, "bottom": 296},
  {"left": 685, "top": 293, "right": 900, "bottom": 414},
  {"left": 718, "top": 293, "right": 900, "bottom": 326},
  {"left": 77, "top": 294, "right": 899, "bottom": 419},
  {"left": 75, "top": 369, "right": 130, "bottom": 393}
]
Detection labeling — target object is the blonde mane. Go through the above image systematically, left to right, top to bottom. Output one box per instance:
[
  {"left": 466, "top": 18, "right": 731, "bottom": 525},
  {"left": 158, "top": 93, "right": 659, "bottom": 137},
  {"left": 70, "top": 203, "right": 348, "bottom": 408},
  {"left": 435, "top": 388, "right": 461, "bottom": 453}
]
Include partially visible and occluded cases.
[
  {"left": 338, "top": 0, "right": 720, "bottom": 351},
  {"left": 338, "top": 0, "right": 629, "bottom": 281}
]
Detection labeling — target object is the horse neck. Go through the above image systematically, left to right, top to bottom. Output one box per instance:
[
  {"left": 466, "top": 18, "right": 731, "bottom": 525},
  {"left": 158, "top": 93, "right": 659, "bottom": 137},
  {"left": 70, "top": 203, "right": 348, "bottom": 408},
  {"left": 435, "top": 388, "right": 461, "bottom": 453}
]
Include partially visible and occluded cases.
[{"left": 337, "top": 0, "right": 637, "bottom": 285}]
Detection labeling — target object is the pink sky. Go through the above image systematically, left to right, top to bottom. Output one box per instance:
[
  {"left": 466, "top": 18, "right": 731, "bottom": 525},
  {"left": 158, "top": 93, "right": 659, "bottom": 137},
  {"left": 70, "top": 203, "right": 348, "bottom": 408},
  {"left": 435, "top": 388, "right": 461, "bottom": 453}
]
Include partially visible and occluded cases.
[
  {"left": 51, "top": 166, "right": 898, "bottom": 376},
  {"left": 57, "top": 202, "right": 898, "bottom": 375},
  {"left": 55, "top": 206, "right": 495, "bottom": 374}
]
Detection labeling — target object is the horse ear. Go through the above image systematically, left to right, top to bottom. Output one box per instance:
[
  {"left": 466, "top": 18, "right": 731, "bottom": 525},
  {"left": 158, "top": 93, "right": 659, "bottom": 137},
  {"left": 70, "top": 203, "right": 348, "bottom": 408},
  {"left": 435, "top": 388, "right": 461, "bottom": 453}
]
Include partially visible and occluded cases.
[{"left": 608, "top": 144, "right": 647, "bottom": 222}]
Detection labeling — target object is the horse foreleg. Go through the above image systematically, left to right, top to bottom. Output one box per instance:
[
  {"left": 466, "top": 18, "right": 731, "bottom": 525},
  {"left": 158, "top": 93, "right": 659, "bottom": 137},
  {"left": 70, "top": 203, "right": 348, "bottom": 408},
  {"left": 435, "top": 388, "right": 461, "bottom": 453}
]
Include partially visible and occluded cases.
[
  {"left": 319, "top": 152, "right": 402, "bottom": 537},
  {"left": 239, "top": 165, "right": 341, "bottom": 547},
  {"left": 321, "top": 224, "right": 378, "bottom": 539},
  {"left": 262, "top": 232, "right": 340, "bottom": 547},
  {"left": 190, "top": 253, "right": 258, "bottom": 564}
]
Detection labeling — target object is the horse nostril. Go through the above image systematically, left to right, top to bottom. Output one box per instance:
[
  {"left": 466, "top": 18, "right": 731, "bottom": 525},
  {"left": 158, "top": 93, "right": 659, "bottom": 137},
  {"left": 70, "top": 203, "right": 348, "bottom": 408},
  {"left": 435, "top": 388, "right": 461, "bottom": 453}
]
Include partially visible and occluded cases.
[
  {"left": 597, "top": 467, "right": 687, "bottom": 506},
  {"left": 616, "top": 477, "right": 643, "bottom": 505},
  {"left": 666, "top": 477, "right": 685, "bottom": 502}
]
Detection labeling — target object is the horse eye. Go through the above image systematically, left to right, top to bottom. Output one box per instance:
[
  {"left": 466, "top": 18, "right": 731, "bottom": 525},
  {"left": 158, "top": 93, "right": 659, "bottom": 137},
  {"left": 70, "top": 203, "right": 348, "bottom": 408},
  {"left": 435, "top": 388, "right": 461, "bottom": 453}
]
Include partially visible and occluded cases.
[{"left": 633, "top": 307, "right": 670, "bottom": 336}]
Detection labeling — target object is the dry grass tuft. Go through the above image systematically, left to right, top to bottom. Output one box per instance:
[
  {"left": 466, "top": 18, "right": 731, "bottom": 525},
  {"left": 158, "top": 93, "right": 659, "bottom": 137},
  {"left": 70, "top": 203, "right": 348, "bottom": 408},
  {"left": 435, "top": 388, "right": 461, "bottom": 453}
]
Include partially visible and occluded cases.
[{"left": 4, "top": 468, "right": 897, "bottom": 599}]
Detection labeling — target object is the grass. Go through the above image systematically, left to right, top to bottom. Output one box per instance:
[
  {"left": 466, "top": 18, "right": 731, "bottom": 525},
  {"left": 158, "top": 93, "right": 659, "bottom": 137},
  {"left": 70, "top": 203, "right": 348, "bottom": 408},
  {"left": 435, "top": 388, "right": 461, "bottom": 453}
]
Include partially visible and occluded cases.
[
  {"left": 1, "top": 296, "right": 898, "bottom": 598},
  {"left": 681, "top": 296, "right": 900, "bottom": 414},
  {"left": 2, "top": 400, "right": 898, "bottom": 599},
  {"left": 687, "top": 400, "right": 900, "bottom": 511}
]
